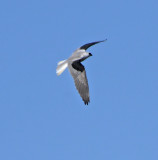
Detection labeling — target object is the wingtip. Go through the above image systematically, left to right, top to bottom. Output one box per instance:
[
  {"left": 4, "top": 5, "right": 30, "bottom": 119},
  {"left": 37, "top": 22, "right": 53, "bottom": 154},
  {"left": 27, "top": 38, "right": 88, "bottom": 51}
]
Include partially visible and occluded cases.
[
  {"left": 102, "top": 39, "right": 107, "bottom": 42},
  {"left": 84, "top": 100, "right": 90, "bottom": 105}
]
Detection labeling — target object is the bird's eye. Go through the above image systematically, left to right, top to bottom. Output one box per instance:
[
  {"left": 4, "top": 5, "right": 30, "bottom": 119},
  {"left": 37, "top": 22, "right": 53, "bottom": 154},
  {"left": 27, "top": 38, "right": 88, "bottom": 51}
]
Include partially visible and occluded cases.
[{"left": 89, "top": 53, "right": 92, "bottom": 56}]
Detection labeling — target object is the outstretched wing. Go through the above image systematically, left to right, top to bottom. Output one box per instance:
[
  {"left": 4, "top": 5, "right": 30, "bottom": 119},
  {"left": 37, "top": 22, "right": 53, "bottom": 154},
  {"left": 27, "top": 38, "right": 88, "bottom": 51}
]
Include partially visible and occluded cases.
[
  {"left": 80, "top": 39, "right": 107, "bottom": 50},
  {"left": 68, "top": 61, "right": 90, "bottom": 105}
]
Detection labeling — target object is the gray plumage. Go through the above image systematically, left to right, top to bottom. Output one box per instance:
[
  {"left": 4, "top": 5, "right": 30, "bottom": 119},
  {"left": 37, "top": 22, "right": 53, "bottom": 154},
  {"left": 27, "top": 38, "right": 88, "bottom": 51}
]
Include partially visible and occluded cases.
[{"left": 56, "top": 40, "right": 106, "bottom": 105}]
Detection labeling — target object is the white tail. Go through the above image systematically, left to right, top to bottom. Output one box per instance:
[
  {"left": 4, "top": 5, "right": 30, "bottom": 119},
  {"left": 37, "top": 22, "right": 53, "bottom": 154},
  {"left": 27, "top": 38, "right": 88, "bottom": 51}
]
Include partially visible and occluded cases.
[{"left": 56, "top": 60, "right": 68, "bottom": 76}]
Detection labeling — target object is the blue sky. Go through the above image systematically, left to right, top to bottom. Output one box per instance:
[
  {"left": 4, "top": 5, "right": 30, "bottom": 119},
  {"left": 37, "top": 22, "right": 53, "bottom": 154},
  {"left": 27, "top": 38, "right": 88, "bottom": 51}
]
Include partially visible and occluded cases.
[{"left": 0, "top": 0, "right": 158, "bottom": 159}]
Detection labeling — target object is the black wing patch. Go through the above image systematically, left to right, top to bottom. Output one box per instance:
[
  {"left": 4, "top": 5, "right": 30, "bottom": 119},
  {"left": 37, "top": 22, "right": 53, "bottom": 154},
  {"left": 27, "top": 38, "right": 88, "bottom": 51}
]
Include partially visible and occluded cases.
[
  {"left": 80, "top": 39, "right": 107, "bottom": 50},
  {"left": 72, "top": 61, "right": 85, "bottom": 72}
]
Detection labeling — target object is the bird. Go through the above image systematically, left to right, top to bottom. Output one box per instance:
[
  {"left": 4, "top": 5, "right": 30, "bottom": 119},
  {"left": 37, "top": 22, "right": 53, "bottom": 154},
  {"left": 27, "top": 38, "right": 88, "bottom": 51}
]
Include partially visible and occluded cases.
[{"left": 56, "top": 40, "right": 106, "bottom": 105}]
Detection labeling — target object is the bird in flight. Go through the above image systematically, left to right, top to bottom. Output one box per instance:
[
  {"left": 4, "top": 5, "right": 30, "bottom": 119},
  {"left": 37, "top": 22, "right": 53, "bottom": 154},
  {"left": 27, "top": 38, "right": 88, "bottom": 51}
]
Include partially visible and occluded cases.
[{"left": 56, "top": 40, "right": 106, "bottom": 105}]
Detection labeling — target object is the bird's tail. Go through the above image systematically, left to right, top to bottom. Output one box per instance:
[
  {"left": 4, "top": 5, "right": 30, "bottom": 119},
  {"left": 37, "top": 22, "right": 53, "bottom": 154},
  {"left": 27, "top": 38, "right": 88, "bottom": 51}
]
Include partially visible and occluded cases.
[{"left": 56, "top": 60, "right": 68, "bottom": 76}]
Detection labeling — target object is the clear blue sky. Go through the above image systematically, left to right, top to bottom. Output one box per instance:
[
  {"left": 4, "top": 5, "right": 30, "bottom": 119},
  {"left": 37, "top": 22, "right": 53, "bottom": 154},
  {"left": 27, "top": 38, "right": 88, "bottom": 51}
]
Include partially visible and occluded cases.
[{"left": 0, "top": 0, "right": 158, "bottom": 159}]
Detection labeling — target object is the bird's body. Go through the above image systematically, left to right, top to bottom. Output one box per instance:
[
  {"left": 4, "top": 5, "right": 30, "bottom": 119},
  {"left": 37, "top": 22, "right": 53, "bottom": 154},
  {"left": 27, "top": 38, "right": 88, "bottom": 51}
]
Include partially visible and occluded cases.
[{"left": 56, "top": 40, "right": 106, "bottom": 105}]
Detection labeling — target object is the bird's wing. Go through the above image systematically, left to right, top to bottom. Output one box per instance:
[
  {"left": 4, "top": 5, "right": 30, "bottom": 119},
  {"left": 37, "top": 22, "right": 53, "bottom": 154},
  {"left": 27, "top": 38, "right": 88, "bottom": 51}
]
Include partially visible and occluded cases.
[
  {"left": 80, "top": 39, "right": 107, "bottom": 50},
  {"left": 68, "top": 61, "right": 90, "bottom": 105}
]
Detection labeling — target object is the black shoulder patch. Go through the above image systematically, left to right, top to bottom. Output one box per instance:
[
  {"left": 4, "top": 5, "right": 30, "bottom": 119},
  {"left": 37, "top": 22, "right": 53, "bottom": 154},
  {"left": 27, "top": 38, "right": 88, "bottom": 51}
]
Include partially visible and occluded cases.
[{"left": 72, "top": 61, "right": 85, "bottom": 72}]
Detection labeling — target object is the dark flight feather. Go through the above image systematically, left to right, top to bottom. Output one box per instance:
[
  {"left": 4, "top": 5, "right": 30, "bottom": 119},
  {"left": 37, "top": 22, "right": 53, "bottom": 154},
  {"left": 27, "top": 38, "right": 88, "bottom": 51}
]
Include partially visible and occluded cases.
[{"left": 80, "top": 39, "right": 107, "bottom": 50}]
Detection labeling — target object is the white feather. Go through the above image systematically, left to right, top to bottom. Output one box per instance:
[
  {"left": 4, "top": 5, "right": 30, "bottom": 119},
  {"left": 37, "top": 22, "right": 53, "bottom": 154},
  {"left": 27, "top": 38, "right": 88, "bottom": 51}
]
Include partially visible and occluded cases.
[
  {"left": 56, "top": 60, "right": 68, "bottom": 76},
  {"left": 58, "top": 60, "right": 65, "bottom": 65}
]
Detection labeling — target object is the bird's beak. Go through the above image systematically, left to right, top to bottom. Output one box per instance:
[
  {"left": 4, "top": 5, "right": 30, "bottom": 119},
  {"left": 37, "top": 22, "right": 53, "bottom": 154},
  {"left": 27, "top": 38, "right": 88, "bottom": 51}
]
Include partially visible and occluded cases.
[{"left": 89, "top": 53, "right": 92, "bottom": 56}]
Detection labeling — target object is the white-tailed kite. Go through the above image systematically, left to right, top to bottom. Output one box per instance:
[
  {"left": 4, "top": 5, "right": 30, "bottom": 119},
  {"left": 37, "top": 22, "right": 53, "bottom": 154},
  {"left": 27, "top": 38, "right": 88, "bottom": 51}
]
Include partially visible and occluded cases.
[{"left": 56, "top": 40, "right": 106, "bottom": 105}]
